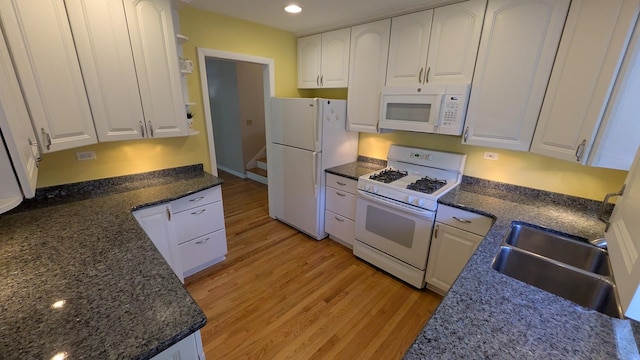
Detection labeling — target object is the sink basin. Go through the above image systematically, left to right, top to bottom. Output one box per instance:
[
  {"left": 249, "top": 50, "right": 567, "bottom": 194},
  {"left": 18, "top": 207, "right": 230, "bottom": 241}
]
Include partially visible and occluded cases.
[
  {"left": 491, "top": 222, "right": 622, "bottom": 318},
  {"left": 505, "top": 223, "right": 611, "bottom": 276},
  {"left": 492, "top": 246, "right": 621, "bottom": 318}
]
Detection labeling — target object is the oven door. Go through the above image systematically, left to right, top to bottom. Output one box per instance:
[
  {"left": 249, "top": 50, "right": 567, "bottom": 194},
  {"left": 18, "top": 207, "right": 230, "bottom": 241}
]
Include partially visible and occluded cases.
[{"left": 355, "top": 190, "right": 435, "bottom": 269}]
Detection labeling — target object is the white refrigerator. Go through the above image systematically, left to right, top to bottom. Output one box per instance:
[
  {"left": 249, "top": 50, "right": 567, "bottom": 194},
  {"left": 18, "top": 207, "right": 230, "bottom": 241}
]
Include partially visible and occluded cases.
[{"left": 268, "top": 98, "right": 358, "bottom": 240}]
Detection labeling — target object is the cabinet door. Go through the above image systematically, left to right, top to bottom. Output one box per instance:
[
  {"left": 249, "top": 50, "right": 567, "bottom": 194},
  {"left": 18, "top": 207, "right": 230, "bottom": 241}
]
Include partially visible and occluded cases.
[
  {"left": 0, "top": 0, "right": 98, "bottom": 153},
  {"left": 65, "top": 0, "right": 147, "bottom": 142},
  {"left": 124, "top": 0, "right": 188, "bottom": 138},
  {"left": 427, "top": 0, "right": 486, "bottom": 84},
  {"left": 462, "top": 0, "right": 569, "bottom": 151},
  {"left": 531, "top": 0, "right": 640, "bottom": 164},
  {"left": 386, "top": 10, "right": 433, "bottom": 86},
  {"left": 589, "top": 17, "right": 640, "bottom": 171},
  {"left": 347, "top": 19, "right": 391, "bottom": 133},
  {"left": 0, "top": 27, "right": 39, "bottom": 198},
  {"left": 321, "top": 28, "right": 351, "bottom": 88},
  {"left": 298, "top": 34, "right": 322, "bottom": 88},
  {"left": 133, "top": 204, "right": 183, "bottom": 283},
  {"left": 425, "top": 223, "right": 483, "bottom": 294},
  {"left": 150, "top": 331, "right": 200, "bottom": 360}
]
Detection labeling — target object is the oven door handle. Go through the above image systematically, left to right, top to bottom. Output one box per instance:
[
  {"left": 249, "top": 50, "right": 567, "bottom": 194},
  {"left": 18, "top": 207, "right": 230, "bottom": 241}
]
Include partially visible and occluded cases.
[{"left": 357, "top": 190, "right": 434, "bottom": 219}]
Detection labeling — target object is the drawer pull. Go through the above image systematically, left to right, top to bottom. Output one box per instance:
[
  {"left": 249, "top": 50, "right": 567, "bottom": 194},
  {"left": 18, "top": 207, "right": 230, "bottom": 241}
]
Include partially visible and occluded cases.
[
  {"left": 336, "top": 181, "right": 346, "bottom": 186},
  {"left": 336, "top": 191, "right": 346, "bottom": 197},
  {"left": 189, "top": 196, "right": 205, "bottom": 202},
  {"left": 191, "top": 209, "right": 207, "bottom": 215},
  {"left": 335, "top": 216, "right": 344, "bottom": 222},
  {"left": 453, "top": 216, "right": 471, "bottom": 224},
  {"left": 195, "top": 237, "right": 210, "bottom": 244}
]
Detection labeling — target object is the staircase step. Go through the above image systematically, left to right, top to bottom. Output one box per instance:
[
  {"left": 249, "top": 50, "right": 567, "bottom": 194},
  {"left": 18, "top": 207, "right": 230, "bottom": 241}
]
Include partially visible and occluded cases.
[
  {"left": 256, "top": 157, "right": 267, "bottom": 170},
  {"left": 246, "top": 167, "right": 267, "bottom": 185}
]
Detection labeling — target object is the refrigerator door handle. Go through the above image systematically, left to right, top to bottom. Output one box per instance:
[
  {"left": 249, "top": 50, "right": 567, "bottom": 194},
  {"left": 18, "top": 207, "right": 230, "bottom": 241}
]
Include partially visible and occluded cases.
[{"left": 312, "top": 151, "right": 319, "bottom": 198}]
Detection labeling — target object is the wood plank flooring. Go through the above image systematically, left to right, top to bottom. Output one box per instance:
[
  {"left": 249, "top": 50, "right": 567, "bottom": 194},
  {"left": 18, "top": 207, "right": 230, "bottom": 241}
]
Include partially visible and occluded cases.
[{"left": 185, "top": 171, "right": 442, "bottom": 359}]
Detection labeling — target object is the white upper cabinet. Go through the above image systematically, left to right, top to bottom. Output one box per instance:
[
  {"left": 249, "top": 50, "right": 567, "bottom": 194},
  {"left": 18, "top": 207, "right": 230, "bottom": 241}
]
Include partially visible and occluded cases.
[
  {"left": 0, "top": 0, "right": 98, "bottom": 153},
  {"left": 65, "top": 0, "right": 147, "bottom": 142},
  {"left": 124, "top": 0, "right": 188, "bottom": 138},
  {"left": 386, "top": 0, "right": 486, "bottom": 86},
  {"left": 462, "top": 0, "right": 570, "bottom": 151},
  {"left": 531, "top": 0, "right": 640, "bottom": 166},
  {"left": 386, "top": 10, "right": 433, "bottom": 86},
  {"left": 589, "top": 15, "right": 640, "bottom": 171},
  {"left": 347, "top": 19, "right": 391, "bottom": 133},
  {"left": 0, "top": 27, "right": 39, "bottom": 198},
  {"left": 298, "top": 28, "right": 350, "bottom": 88},
  {"left": 298, "top": 34, "right": 322, "bottom": 88}
]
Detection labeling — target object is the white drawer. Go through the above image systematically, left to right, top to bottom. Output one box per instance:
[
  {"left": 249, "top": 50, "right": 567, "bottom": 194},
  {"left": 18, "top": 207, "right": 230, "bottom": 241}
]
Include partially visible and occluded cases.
[
  {"left": 326, "top": 173, "right": 357, "bottom": 194},
  {"left": 172, "top": 186, "right": 222, "bottom": 214},
  {"left": 326, "top": 187, "right": 357, "bottom": 220},
  {"left": 174, "top": 200, "right": 224, "bottom": 244},
  {"left": 436, "top": 205, "right": 493, "bottom": 236},
  {"left": 325, "top": 210, "right": 355, "bottom": 247},
  {"left": 178, "top": 229, "right": 227, "bottom": 274}
]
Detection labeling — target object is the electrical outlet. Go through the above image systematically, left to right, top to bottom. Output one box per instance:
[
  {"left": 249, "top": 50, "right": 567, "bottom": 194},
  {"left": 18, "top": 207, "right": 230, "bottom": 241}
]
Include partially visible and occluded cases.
[
  {"left": 246, "top": 119, "right": 253, "bottom": 126},
  {"left": 76, "top": 151, "right": 96, "bottom": 161},
  {"left": 483, "top": 152, "right": 499, "bottom": 160}
]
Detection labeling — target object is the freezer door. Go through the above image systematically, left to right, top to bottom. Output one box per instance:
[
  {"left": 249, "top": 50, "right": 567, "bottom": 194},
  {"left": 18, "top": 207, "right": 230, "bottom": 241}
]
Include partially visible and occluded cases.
[
  {"left": 271, "top": 97, "right": 320, "bottom": 151},
  {"left": 270, "top": 143, "right": 326, "bottom": 240}
]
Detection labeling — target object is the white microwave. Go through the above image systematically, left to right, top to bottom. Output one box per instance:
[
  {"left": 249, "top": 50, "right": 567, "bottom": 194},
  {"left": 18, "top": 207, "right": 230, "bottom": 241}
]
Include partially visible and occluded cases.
[{"left": 379, "top": 83, "right": 470, "bottom": 135}]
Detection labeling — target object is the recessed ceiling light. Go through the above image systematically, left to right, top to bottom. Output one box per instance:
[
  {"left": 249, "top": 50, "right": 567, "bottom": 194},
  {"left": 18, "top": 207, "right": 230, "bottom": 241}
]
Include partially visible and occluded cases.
[{"left": 284, "top": 4, "right": 302, "bottom": 14}]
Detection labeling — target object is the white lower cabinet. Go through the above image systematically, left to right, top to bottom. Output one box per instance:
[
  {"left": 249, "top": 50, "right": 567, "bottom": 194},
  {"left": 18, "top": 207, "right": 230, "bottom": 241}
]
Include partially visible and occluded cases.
[
  {"left": 324, "top": 173, "right": 358, "bottom": 248},
  {"left": 133, "top": 186, "right": 227, "bottom": 282},
  {"left": 426, "top": 205, "right": 493, "bottom": 295},
  {"left": 150, "top": 330, "right": 205, "bottom": 360}
]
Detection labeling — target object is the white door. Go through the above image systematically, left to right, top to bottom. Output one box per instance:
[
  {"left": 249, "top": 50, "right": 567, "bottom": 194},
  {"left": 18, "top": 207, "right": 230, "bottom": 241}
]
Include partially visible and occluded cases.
[
  {"left": 0, "top": 0, "right": 98, "bottom": 153},
  {"left": 65, "top": 0, "right": 147, "bottom": 142},
  {"left": 124, "top": 0, "right": 188, "bottom": 138},
  {"left": 427, "top": 0, "right": 486, "bottom": 84},
  {"left": 462, "top": 0, "right": 570, "bottom": 151},
  {"left": 530, "top": 0, "right": 640, "bottom": 163},
  {"left": 386, "top": 10, "right": 433, "bottom": 86},
  {"left": 347, "top": 19, "right": 391, "bottom": 133},
  {"left": 0, "top": 27, "right": 39, "bottom": 198},
  {"left": 321, "top": 28, "right": 351, "bottom": 88},
  {"left": 298, "top": 34, "right": 322, "bottom": 88},
  {"left": 270, "top": 98, "right": 319, "bottom": 151},
  {"left": 270, "top": 144, "right": 324, "bottom": 239},
  {"left": 605, "top": 147, "right": 640, "bottom": 321}
]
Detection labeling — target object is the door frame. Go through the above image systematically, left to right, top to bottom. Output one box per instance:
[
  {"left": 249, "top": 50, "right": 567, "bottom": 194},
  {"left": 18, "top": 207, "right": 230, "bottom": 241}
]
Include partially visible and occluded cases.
[{"left": 197, "top": 48, "right": 275, "bottom": 177}]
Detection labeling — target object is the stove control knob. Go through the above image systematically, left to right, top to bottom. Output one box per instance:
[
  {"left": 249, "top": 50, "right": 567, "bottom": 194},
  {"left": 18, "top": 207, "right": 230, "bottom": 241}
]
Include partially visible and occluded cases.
[
  {"left": 426, "top": 154, "right": 434, "bottom": 161},
  {"left": 364, "top": 184, "right": 371, "bottom": 191},
  {"left": 372, "top": 186, "right": 379, "bottom": 193},
  {"left": 407, "top": 195, "right": 416, "bottom": 204},
  {"left": 418, "top": 199, "right": 426, "bottom": 207}
]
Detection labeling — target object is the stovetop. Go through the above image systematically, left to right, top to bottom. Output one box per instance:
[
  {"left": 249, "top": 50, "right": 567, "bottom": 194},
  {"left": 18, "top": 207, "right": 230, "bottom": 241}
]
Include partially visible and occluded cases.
[{"left": 357, "top": 146, "right": 467, "bottom": 211}]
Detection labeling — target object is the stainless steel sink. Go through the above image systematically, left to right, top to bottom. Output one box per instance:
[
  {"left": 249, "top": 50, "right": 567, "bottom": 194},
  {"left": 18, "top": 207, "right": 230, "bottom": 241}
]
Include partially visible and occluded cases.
[
  {"left": 492, "top": 222, "right": 622, "bottom": 318},
  {"left": 505, "top": 223, "right": 611, "bottom": 276}
]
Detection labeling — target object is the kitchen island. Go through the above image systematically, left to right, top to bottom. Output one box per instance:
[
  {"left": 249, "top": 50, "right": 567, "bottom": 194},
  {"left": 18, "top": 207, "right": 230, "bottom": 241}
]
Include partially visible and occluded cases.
[
  {"left": 0, "top": 165, "right": 219, "bottom": 359},
  {"left": 405, "top": 177, "right": 640, "bottom": 359}
]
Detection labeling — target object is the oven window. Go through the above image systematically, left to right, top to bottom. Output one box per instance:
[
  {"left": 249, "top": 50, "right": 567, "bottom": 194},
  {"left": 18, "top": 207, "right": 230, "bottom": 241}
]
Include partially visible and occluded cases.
[
  {"left": 386, "top": 103, "right": 432, "bottom": 123},
  {"left": 365, "top": 205, "right": 415, "bottom": 248}
]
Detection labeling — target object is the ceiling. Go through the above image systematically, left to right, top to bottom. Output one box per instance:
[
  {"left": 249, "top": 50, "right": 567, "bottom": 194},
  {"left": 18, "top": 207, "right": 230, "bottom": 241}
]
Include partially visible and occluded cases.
[{"left": 181, "top": 0, "right": 460, "bottom": 36}]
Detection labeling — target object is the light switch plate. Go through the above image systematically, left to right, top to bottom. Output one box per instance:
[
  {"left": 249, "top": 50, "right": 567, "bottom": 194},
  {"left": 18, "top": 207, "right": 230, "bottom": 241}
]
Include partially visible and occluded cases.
[
  {"left": 76, "top": 151, "right": 96, "bottom": 161},
  {"left": 483, "top": 152, "right": 499, "bottom": 160}
]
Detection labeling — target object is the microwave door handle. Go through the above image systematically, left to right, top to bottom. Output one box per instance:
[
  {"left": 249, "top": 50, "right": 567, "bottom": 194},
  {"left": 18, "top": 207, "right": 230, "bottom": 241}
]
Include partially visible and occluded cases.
[{"left": 357, "top": 190, "right": 434, "bottom": 219}]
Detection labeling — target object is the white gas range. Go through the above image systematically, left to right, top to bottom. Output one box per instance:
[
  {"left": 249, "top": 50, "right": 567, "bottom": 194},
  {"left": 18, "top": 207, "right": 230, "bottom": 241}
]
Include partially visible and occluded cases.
[{"left": 354, "top": 145, "right": 466, "bottom": 289}]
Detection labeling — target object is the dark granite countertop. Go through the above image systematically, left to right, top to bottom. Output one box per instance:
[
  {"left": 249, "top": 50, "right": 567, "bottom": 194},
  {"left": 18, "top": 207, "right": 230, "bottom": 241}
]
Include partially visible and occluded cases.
[
  {"left": 324, "top": 157, "right": 387, "bottom": 180},
  {"left": 0, "top": 165, "right": 221, "bottom": 359},
  {"left": 405, "top": 178, "right": 640, "bottom": 359}
]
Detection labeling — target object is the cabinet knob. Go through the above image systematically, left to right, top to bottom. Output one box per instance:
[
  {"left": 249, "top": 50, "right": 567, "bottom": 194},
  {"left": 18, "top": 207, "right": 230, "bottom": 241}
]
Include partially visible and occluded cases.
[
  {"left": 418, "top": 67, "right": 424, "bottom": 84},
  {"left": 148, "top": 120, "right": 154, "bottom": 137},
  {"left": 139, "top": 121, "right": 146, "bottom": 137},
  {"left": 463, "top": 126, "right": 470, "bottom": 143},
  {"left": 40, "top": 128, "right": 51, "bottom": 150},
  {"left": 575, "top": 139, "right": 587, "bottom": 162},
  {"left": 336, "top": 181, "right": 346, "bottom": 186},
  {"left": 336, "top": 191, "right": 346, "bottom": 197},
  {"left": 189, "top": 196, "right": 205, "bottom": 202},
  {"left": 191, "top": 208, "right": 206, "bottom": 215},
  {"left": 335, "top": 216, "right": 344, "bottom": 223},
  {"left": 453, "top": 216, "right": 472, "bottom": 224},
  {"left": 195, "top": 237, "right": 210, "bottom": 244}
]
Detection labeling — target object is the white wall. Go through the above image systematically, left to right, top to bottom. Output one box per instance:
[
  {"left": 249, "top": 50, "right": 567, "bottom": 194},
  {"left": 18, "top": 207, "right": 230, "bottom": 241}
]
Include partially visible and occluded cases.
[{"left": 205, "top": 58, "right": 245, "bottom": 175}]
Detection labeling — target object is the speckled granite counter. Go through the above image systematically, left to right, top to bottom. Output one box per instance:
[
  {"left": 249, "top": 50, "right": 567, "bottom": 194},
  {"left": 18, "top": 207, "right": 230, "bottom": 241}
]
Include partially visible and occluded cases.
[
  {"left": 324, "top": 157, "right": 386, "bottom": 180},
  {"left": 0, "top": 165, "right": 221, "bottom": 359},
  {"left": 405, "top": 178, "right": 640, "bottom": 359}
]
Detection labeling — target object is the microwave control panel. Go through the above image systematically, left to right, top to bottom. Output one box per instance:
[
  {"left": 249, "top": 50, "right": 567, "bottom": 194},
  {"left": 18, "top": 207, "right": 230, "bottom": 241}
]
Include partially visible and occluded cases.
[{"left": 437, "top": 94, "right": 466, "bottom": 135}]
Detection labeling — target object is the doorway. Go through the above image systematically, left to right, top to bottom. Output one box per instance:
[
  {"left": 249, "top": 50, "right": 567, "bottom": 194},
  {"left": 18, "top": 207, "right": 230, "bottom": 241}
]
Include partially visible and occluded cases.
[{"left": 197, "top": 48, "right": 275, "bottom": 180}]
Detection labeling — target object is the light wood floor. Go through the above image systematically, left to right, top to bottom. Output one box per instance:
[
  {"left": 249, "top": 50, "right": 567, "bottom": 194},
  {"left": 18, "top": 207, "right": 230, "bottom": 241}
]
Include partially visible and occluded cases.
[{"left": 185, "top": 171, "right": 443, "bottom": 359}]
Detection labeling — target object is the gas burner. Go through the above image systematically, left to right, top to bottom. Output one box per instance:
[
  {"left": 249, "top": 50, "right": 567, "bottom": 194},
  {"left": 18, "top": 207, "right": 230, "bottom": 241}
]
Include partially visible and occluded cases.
[
  {"left": 369, "top": 169, "right": 408, "bottom": 184},
  {"left": 407, "top": 176, "right": 448, "bottom": 194}
]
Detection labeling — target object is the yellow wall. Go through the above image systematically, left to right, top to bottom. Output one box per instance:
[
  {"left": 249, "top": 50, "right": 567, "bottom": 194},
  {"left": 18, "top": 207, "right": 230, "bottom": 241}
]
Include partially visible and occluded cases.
[{"left": 36, "top": 7, "right": 298, "bottom": 188}]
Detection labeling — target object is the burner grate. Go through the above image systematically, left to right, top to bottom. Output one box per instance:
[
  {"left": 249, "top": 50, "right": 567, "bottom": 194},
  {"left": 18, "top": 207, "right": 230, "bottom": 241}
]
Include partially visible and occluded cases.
[
  {"left": 369, "top": 169, "right": 408, "bottom": 184},
  {"left": 407, "top": 176, "right": 447, "bottom": 194}
]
